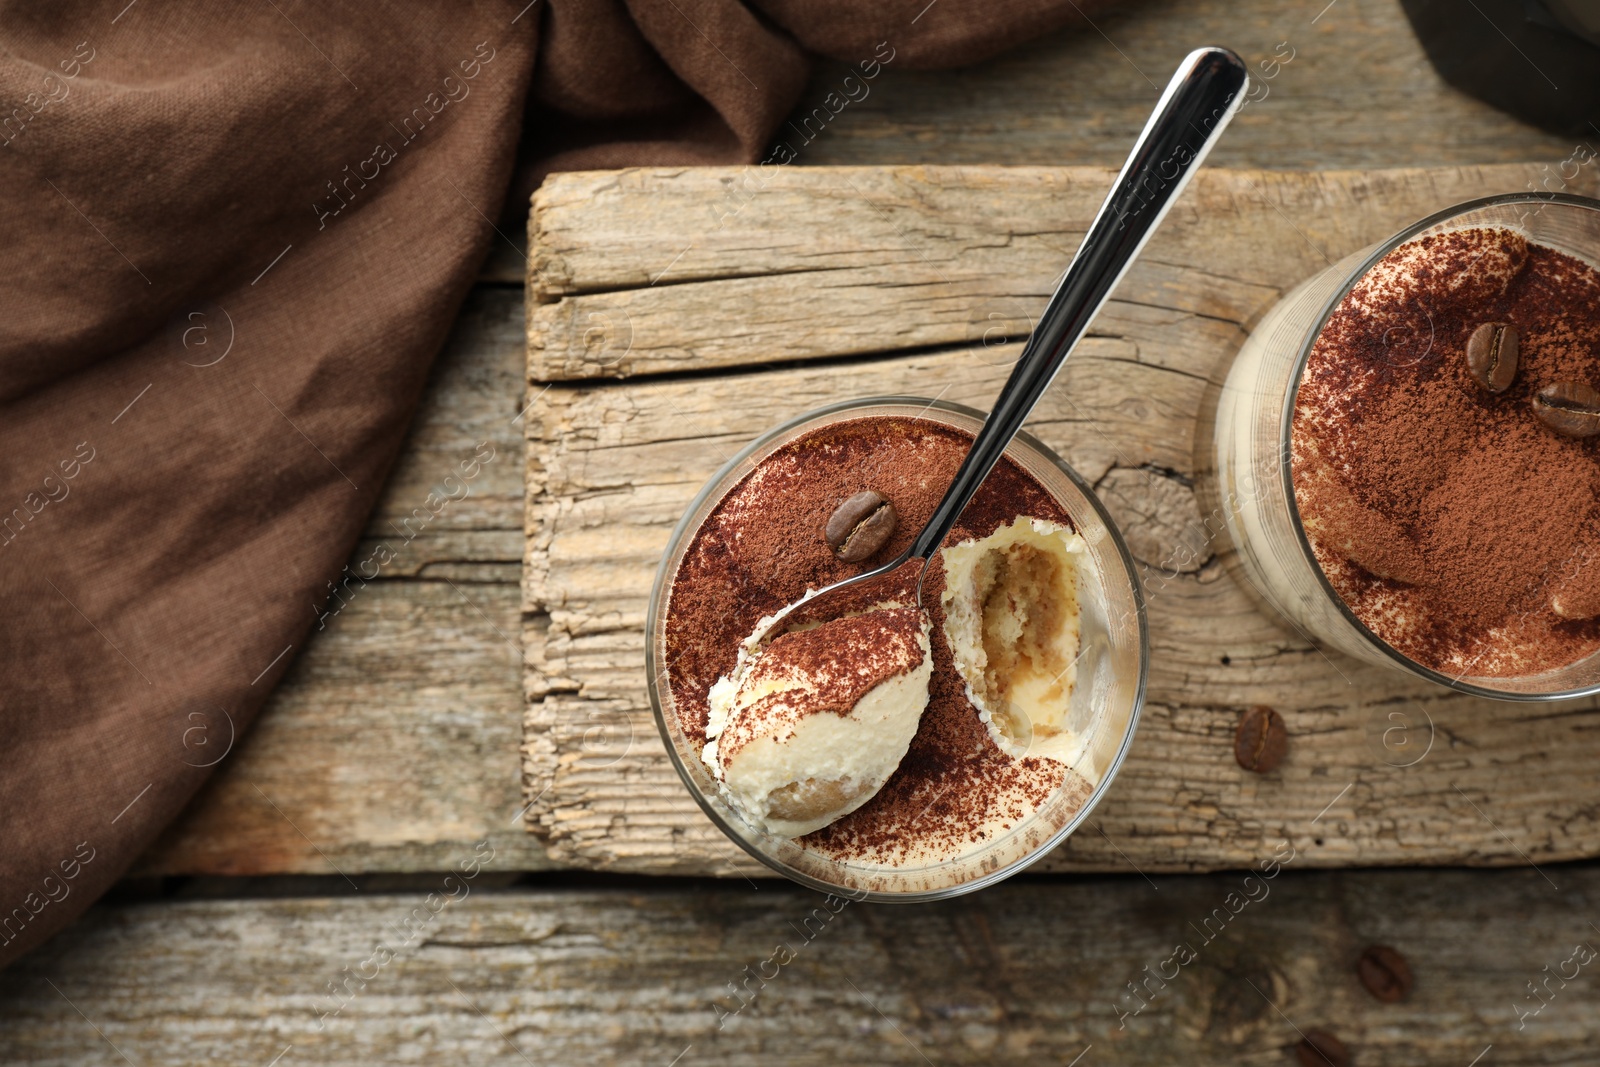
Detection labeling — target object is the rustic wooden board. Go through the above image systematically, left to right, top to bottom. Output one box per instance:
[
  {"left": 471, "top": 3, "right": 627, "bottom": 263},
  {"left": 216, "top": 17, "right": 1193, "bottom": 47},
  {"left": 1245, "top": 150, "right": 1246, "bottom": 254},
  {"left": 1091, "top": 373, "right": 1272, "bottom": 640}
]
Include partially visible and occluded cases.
[
  {"left": 522, "top": 163, "right": 1600, "bottom": 877},
  {"left": 527, "top": 165, "right": 1574, "bottom": 380},
  {"left": 5, "top": 867, "right": 1598, "bottom": 1064}
]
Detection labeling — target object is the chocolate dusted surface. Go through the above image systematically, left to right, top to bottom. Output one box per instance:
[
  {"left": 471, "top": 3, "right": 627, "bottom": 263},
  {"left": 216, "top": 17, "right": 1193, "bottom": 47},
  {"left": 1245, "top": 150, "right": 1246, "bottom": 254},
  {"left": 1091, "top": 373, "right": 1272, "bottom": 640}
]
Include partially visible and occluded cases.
[
  {"left": 1292, "top": 227, "right": 1600, "bottom": 676},
  {"left": 665, "top": 415, "right": 1092, "bottom": 865},
  {"left": 715, "top": 608, "right": 927, "bottom": 763}
]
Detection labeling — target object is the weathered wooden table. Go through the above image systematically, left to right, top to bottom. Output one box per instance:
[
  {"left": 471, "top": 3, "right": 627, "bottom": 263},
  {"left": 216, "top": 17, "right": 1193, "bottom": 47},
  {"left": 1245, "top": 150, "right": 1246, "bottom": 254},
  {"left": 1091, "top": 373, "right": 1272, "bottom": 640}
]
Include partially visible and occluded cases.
[{"left": 4, "top": 0, "right": 1598, "bottom": 1062}]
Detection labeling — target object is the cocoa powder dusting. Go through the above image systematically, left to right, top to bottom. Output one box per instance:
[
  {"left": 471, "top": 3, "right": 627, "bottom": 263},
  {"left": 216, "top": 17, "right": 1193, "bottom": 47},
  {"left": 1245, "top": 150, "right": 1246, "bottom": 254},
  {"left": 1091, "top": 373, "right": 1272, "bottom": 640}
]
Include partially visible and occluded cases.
[
  {"left": 1292, "top": 228, "right": 1600, "bottom": 675},
  {"left": 664, "top": 416, "right": 1087, "bottom": 865},
  {"left": 716, "top": 608, "right": 927, "bottom": 763}
]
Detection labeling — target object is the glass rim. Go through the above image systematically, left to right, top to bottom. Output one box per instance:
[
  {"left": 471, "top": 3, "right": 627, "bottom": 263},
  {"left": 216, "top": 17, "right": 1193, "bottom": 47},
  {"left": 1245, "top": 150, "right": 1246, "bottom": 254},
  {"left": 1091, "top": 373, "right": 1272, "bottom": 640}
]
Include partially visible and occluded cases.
[
  {"left": 1276, "top": 191, "right": 1600, "bottom": 701},
  {"left": 645, "top": 395, "right": 1151, "bottom": 901}
]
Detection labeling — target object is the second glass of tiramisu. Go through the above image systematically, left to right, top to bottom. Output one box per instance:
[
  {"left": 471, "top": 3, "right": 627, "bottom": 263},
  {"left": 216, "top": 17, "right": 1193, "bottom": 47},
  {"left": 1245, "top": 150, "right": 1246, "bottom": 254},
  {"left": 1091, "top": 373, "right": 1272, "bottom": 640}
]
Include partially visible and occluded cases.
[{"left": 1215, "top": 193, "right": 1600, "bottom": 699}]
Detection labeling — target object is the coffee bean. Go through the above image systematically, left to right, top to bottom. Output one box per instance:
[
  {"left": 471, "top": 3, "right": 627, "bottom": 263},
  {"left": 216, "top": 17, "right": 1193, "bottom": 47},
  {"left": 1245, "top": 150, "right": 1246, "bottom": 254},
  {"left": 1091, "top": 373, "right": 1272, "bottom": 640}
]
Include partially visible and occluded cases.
[
  {"left": 1465, "top": 322, "right": 1518, "bottom": 393},
  {"left": 1532, "top": 381, "right": 1600, "bottom": 438},
  {"left": 824, "top": 490, "right": 897, "bottom": 562},
  {"left": 824, "top": 491, "right": 880, "bottom": 549},
  {"left": 1233, "top": 705, "right": 1287, "bottom": 773},
  {"left": 1357, "top": 944, "right": 1413, "bottom": 1002},
  {"left": 1295, "top": 1029, "right": 1350, "bottom": 1067}
]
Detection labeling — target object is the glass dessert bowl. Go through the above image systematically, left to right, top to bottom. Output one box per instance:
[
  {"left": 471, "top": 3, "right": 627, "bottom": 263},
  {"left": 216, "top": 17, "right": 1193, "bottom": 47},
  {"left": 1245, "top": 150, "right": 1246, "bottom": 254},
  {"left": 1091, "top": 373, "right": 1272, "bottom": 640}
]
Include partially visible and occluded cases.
[
  {"left": 1214, "top": 193, "right": 1600, "bottom": 700},
  {"left": 647, "top": 397, "right": 1148, "bottom": 900}
]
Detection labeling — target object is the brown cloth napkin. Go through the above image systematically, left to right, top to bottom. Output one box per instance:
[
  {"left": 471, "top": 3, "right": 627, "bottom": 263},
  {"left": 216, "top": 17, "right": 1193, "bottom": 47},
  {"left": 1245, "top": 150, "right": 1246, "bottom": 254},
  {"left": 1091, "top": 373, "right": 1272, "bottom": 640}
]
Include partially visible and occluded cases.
[{"left": 0, "top": 0, "right": 1102, "bottom": 969}]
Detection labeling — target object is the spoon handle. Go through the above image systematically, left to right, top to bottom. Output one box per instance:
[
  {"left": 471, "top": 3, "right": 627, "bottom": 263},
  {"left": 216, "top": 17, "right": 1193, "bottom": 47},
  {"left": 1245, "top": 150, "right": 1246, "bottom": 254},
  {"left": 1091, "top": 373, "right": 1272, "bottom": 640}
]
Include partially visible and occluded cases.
[{"left": 909, "top": 46, "right": 1248, "bottom": 560}]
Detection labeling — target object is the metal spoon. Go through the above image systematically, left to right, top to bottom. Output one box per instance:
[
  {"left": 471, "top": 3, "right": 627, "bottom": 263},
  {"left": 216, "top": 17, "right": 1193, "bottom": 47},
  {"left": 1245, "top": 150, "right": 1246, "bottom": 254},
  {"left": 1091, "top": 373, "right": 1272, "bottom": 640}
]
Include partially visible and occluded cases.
[{"left": 754, "top": 46, "right": 1249, "bottom": 645}]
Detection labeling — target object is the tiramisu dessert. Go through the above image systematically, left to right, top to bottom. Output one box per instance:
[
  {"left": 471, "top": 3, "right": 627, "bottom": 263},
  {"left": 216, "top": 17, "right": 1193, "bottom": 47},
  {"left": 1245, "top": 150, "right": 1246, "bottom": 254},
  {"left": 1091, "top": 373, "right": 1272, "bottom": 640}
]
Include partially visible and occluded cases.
[
  {"left": 1292, "top": 226, "right": 1600, "bottom": 677},
  {"left": 664, "top": 415, "right": 1115, "bottom": 871}
]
